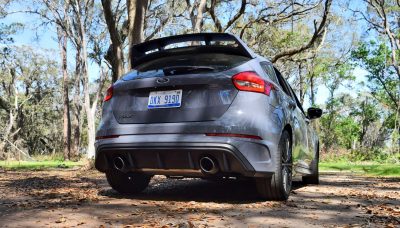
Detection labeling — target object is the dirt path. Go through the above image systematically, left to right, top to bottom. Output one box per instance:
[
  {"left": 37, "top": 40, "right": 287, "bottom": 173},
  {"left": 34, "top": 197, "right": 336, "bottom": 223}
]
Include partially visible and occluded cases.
[{"left": 0, "top": 169, "right": 399, "bottom": 227}]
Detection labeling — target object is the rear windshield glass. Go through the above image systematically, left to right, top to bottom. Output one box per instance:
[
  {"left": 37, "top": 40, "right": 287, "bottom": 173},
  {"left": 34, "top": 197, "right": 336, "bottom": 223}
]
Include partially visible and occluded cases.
[
  {"left": 121, "top": 53, "right": 250, "bottom": 80},
  {"left": 135, "top": 53, "right": 250, "bottom": 73}
]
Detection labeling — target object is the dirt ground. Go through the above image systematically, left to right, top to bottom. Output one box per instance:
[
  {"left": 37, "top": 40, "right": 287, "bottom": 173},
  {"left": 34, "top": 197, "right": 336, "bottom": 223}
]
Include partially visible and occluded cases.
[{"left": 0, "top": 169, "right": 399, "bottom": 228}]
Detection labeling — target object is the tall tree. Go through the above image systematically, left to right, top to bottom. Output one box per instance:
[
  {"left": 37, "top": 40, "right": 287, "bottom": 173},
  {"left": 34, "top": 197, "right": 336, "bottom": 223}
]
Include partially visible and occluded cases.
[
  {"left": 24, "top": 0, "right": 107, "bottom": 158},
  {"left": 101, "top": 0, "right": 125, "bottom": 82},
  {"left": 128, "top": 0, "right": 149, "bottom": 48},
  {"left": 353, "top": 0, "right": 400, "bottom": 81},
  {"left": 57, "top": 26, "right": 71, "bottom": 160},
  {"left": 0, "top": 46, "right": 60, "bottom": 159}
]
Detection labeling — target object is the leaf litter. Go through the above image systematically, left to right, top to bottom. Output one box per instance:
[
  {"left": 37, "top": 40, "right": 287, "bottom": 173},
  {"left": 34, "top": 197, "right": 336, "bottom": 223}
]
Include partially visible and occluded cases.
[{"left": 0, "top": 170, "right": 399, "bottom": 227}]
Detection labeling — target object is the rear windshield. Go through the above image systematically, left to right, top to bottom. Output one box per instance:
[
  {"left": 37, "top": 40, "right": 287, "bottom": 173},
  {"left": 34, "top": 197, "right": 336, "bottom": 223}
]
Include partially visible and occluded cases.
[
  {"left": 121, "top": 53, "right": 250, "bottom": 80},
  {"left": 135, "top": 53, "right": 250, "bottom": 73}
]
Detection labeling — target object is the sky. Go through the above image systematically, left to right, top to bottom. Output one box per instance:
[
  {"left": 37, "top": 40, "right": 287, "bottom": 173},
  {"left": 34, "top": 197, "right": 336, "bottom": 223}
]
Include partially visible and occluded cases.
[
  {"left": 3, "top": 1, "right": 369, "bottom": 109},
  {"left": 3, "top": 8, "right": 101, "bottom": 82}
]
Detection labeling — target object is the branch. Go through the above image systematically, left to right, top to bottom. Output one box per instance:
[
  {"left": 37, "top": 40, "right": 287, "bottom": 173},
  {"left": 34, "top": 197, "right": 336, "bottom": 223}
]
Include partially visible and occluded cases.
[
  {"left": 101, "top": 0, "right": 122, "bottom": 49},
  {"left": 208, "top": 0, "right": 223, "bottom": 32},
  {"left": 209, "top": 0, "right": 246, "bottom": 32},
  {"left": 224, "top": 0, "right": 246, "bottom": 32},
  {"left": 271, "top": 0, "right": 332, "bottom": 63},
  {"left": 239, "top": 1, "right": 320, "bottom": 38},
  {"left": 261, "top": 1, "right": 321, "bottom": 25},
  {"left": 350, "top": 8, "right": 384, "bottom": 32},
  {"left": 145, "top": 16, "right": 171, "bottom": 41},
  {"left": 91, "top": 65, "right": 107, "bottom": 115},
  {"left": 0, "top": 97, "right": 10, "bottom": 111}
]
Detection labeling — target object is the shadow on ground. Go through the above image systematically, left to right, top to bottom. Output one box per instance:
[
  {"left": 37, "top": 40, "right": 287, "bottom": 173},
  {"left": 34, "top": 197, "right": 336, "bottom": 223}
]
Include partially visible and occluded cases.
[
  {"left": 0, "top": 170, "right": 399, "bottom": 227},
  {"left": 99, "top": 178, "right": 306, "bottom": 203}
]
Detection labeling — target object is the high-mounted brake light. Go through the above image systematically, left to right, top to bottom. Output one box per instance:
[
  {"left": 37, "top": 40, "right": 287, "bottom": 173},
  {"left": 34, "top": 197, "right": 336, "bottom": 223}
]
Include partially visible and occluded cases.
[
  {"left": 232, "top": 71, "right": 274, "bottom": 96},
  {"left": 104, "top": 85, "right": 113, "bottom": 102},
  {"left": 95, "top": 134, "right": 120, "bottom": 140}
]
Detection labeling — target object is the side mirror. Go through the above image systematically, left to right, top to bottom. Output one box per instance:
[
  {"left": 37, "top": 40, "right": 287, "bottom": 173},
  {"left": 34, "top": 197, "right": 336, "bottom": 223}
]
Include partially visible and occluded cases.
[{"left": 307, "top": 107, "right": 322, "bottom": 119}]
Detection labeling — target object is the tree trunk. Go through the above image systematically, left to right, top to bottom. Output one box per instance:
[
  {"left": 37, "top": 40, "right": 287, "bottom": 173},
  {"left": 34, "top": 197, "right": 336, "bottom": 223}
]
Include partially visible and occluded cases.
[
  {"left": 101, "top": 0, "right": 124, "bottom": 82},
  {"left": 127, "top": 0, "right": 137, "bottom": 43},
  {"left": 128, "top": 0, "right": 149, "bottom": 69},
  {"left": 194, "top": 0, "right": 207, "bottom": 32},
  {"left": 75, "top": 12, "right": 96, "bottom": 158},
  {"left": 57, "top": 26, "right": 71, "bottom": 161},
  {"left": 78, "top": 45, "right": 96, "bottom": 159},
  {"left": 71, "top": 49, "right": 81, "bottom": 159},
  {"left": 298, "top": 62, "right": 305, "bottom": 105},
  {"left": 0, "top": 69, "right": 18, "bottom": 159},
  {"left": 310, "top": 73, "right": 315, "bottom": 106},
  {"left": 0, "top": 108, "right": 15, "bottom": 159}
]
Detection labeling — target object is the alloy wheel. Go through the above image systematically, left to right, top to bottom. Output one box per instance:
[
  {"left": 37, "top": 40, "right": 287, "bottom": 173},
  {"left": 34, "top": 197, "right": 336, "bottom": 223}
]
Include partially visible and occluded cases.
[{"left": 281, "top": 137, "right": 292, "bottom": 194}]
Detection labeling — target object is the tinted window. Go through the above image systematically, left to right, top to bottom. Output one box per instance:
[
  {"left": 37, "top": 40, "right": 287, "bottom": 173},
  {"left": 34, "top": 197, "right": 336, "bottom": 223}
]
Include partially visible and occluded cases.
[
  {"left": 134, "top": 53, "right": 250, "bottom": 73},
  {"left": 260, "top": 62, "right": 279, "bottom": 84},
  {"left": 273, "top": 67, "right": 292, "bottom": 96},
  {"left": 287, "top": 83, "right": 306, "bottom": 115}
]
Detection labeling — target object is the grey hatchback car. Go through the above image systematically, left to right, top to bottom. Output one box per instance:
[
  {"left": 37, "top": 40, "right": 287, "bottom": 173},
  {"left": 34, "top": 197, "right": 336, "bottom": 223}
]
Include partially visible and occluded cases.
[{"left": 95, "top": 33, "right": 322, "bottom": 201}]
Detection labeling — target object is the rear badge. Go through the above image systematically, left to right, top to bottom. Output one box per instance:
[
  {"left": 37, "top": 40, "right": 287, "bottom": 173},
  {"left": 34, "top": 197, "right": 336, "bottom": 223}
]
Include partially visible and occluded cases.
[
  {"left": 156, "top": 77, "right": 170, "bottom": 84},
  {"left": 119, "top": 113, "right": 135, "bottom": 119}
]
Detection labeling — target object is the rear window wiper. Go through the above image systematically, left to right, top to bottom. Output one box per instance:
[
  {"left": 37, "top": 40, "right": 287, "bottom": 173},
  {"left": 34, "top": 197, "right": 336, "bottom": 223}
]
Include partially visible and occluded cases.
[{"left": 162, "top": 66, "right": 216, "bottom": 75}]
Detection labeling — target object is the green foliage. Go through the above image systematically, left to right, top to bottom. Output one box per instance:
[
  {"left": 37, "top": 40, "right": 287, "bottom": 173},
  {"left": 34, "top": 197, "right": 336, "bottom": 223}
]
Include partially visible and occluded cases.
[
  {"left": 0, "top": 23, "right": 23, "bottom": 44},
  {"left": 319, "top": 39, "right": 399, "bottom": 159},
  {"left": 351, "top": 41, "right": 400, "bottom": 110},
  {"left": 0, "top": 46, "right": 62, "bottom": 157},
  {"left": 320, "top": 112, "right": 360, "bottom": 150},
  {"left": 336, "top": 117, "right": 361, "bottom": 149},
  {"left": 321, "top": 146, "right": 400, "bottom": 163},
  {"left": 349, "top": 148, "right": 397, "bottom": 163},
  {"left": 0, "top": 160, "right": 82, "bottom": 170},
  {"left": 320, "top": 162, "right": 400, "bottom": 177}
]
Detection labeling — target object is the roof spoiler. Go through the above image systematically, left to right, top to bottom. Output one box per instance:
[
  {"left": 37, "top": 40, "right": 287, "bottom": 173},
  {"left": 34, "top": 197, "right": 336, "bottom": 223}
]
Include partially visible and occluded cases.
[{"left": 130, "top": 33, "right": 257, "bottom": 68}]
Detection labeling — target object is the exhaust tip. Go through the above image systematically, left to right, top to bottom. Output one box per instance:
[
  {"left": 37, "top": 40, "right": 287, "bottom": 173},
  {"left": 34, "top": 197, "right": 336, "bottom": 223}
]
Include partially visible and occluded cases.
[
  {"left": 113, "top": 156, "right": 125, "bottom": 171},
  {"left": 199, "top": 156, "right": 219, "bottom": 174}
]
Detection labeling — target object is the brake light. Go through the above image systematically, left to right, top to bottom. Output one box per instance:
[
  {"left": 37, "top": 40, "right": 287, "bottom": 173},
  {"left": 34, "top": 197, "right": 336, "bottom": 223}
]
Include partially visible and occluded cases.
[
  {"left": 232, "top": 71, "right": 274, "bottom": 96},
  {"left": 104, "top": 85, "right": 113, "bottom": 101},
  {"left": 206, "top": 133, "right": 263, "bottom": 140},
  {"left": 95, "top": 135, "right": 120, "bottom": 140}
]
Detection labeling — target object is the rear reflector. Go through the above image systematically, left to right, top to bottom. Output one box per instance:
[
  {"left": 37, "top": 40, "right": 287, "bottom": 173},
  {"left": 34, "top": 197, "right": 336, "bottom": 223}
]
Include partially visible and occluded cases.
[
  {"left": 232, "top": 71, "right": 274, "bottom": 95},
  {"left": 103, "top": 85, "right": 113, "bottom": 102},
  {"left": 206, "top": 133, "right": 263, "bottom": 140},
  {"left": 95, "top": 135, "right": 120, "bottom": 140}
]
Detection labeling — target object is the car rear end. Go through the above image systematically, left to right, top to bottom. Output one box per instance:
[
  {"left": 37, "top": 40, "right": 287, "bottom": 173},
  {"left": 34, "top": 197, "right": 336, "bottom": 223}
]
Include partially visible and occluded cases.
[{"left": 95, "top": 33, "right": 283, "bottom": 180}]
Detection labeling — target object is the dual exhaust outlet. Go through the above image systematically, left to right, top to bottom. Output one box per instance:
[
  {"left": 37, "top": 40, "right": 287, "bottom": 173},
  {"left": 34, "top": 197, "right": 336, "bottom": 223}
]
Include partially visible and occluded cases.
[
  {"left": 112, "top": 155, "right": 219, "bottom": 174},
  {"left": 199, "top": 156, "right": 219, "bottom": 174}
]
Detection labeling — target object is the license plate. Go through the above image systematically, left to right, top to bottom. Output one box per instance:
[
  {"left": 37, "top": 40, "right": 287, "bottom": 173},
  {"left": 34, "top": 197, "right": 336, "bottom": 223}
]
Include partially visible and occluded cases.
[{"left": 148, "top": 90, "right": 182, "bottom": 109}]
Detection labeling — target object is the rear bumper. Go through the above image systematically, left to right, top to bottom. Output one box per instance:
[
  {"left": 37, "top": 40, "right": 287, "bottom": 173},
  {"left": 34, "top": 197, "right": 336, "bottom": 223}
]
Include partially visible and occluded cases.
[{"left": 95, "top": 134, "right": 279, "bottom": 178}]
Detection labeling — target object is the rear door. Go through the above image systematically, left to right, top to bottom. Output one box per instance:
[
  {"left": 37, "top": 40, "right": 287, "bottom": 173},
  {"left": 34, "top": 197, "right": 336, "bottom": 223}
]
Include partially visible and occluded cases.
[
  {"left": 274, "top": 68, "right": 311, "bottom": 172},
  {"left": 286, "top": 85, "right": 313, "bottom": 169}
]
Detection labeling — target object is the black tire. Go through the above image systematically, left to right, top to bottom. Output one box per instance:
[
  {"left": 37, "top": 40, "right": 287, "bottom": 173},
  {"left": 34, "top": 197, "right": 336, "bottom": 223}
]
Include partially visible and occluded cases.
[
  {"left": 255, "top": 130, "right": 292, "bottom": 201},
  {"left": 302, "top": 144, "right": 319, "bottom": 184},
  {"left": 106, "top": 170, "right": 152, "bottom": 194}
]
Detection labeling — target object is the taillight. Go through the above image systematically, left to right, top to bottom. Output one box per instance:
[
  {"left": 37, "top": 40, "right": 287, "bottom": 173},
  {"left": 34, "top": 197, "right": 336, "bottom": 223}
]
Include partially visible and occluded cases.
[
  {"left": 232, "top": 71, "right": 274, "bottom": 96},
  {"left": 104, "top": 85, "right": 113, "bottom": 101},
  {"left": 206, "top": 133, "right": 263, "bottom": 140}
]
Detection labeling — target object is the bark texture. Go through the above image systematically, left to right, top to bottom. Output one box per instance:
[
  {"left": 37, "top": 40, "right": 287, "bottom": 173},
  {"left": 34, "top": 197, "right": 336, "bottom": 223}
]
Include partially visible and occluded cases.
[
  {"left": 101, "top": 0, "right": 124, "bottom": 82},
  {"left": 128, "top": 0, "right": 149, "bottom": 69},
  {"left": 57, "top": 26, "right": 71, "bottom": 160}
]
